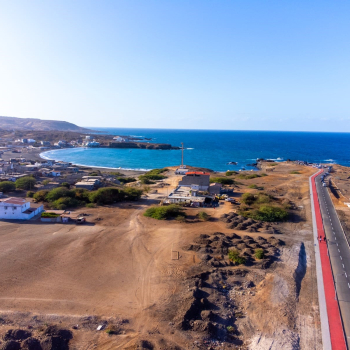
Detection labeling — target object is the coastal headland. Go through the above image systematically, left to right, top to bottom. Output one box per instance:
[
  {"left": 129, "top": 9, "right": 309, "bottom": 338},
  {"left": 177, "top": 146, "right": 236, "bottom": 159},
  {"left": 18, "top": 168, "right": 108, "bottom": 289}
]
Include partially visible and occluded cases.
[{"left": 108, "top": 141, "right": 179, "bottom": 150}]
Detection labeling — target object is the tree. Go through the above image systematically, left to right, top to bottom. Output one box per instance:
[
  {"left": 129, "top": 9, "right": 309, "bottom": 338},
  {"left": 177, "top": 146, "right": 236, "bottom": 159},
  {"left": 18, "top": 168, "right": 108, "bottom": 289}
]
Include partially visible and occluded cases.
[
  {"left": 15, "top": 176, "right": 36, "bottom": 190},
  {"left": 0, "top": 181, "right": 16, "bottom": 193}
]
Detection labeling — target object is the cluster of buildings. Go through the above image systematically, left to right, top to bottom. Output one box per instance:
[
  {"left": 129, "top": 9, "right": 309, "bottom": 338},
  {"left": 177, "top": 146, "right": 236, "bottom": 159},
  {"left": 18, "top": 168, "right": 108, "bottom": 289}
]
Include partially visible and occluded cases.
[{"left": 166, "top": 171, "right": 223, "bottom": 207}]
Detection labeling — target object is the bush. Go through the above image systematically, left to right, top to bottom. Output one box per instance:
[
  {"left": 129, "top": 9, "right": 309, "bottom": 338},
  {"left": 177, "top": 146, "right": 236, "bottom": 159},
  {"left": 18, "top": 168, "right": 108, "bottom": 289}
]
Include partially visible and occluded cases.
[
  {"left": 267, "top": 163, "right": 278, "bottom": 166},
  {"left": 139, "top": 168, "right": 168, "bottom": 182},
  {"left": 226, "top": 171, "right": 238, "bottom": 176},
  {"left": 290, "top": 171, "right": 300, "bottom": 174},
  {"left": 89, "top": 172, "right": 100, "bottom": 176},
  {"left": 238, "top": 173, "right": 260, "bottom": 180},
  {"left": 15, "top": 176, "right": 36, "bottom": 190},
  {"left": 117, "top": 177, "right": 136, "bottom": 184},
  {"left": 140, "top": 177, "right": 154, "bottom": 184},
  {"left": 210, "top": 177, "right": 234, "bottom": 185},
  {"left": 42, "top": 180, "right": 51, "bottom": 186},
  {"left": 0, "top": 181, "right": 16, "bottom": 192},
  {"left": 61, "top": 182, "right": 70, "bottom": 188},
  {"left": 46, "top": 187, "right": 75, "bottom": 202},
  {"left": 89, "top": 187, "right": 125, "bottom": 204},
  {"left": 123, "top": 187, "right": 143, "bottom": 201},
  {"left": 72, "top": 188, "right": 90, "bottom": 202},
  {"left": 33, "top": 190, "right": 49, "bottom": 202},
  {"left": 27, "top": 191, "right": 35, "bottom": 198},
  {"left": 241, "top": 193, "right": 255, "bottom": 205},
  {"left": 255, "top": 193, "right": 271, "bottom": 204},
  {"left": 52, "top": 196, "right": 80, "bottom": 210},
  {"left": 85, "top": 203, "right": 96, "bottom": 208},
  {"left": 144, "top": 204, "right": 184, "bottom": 220},
  {"left": 248, "top": 205, "right": 288, "bottom": 222},
  {"left": 198, "top": 211, "right": 209, "bottom": 221},
  {"left": 41, "top": 212, "right": 60, "bottom": 218},
  {"left": 175, "top": 215, "right": 186, "bottom": 222},
  {"left": 228, "top": 249, "right": 246, "bottom": 265},
  {"left": 254, "top": 249, "right": 265, "bottom": 259}
]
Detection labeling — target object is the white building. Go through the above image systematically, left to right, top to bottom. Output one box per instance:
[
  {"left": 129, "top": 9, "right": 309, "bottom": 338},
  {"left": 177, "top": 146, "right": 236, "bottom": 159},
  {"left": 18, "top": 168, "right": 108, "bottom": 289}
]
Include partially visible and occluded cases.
[
  {"left": 113, "top": 136, "right": 129, "bottom": 142},
  {"left": 0, "top": 197, "right": 43, "bottom": 220}
]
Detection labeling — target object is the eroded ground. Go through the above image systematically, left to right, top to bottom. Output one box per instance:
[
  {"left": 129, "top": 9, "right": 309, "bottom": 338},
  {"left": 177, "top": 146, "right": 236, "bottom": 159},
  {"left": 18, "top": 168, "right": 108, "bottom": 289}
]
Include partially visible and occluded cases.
[{"left": 0, "top": 163, "right": 322, "bottom": 349}]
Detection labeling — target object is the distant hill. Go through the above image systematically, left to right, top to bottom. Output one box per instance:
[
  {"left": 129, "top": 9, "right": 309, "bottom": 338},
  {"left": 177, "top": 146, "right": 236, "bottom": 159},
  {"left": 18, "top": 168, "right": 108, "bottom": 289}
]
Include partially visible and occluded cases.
[{"left": 0, "top": 116, "right": 91, "bottom": 132}]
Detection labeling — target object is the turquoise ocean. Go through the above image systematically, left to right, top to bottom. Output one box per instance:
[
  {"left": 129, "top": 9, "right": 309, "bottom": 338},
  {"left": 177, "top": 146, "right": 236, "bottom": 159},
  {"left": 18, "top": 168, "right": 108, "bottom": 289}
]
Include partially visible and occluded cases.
[{"left": 40, "top": 129, "right": 350, "bottom": 172}]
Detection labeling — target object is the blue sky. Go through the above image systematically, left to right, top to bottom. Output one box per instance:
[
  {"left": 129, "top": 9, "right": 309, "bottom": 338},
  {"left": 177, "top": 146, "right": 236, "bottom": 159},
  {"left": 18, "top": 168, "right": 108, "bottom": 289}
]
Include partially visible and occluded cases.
[{"left": 1, "top": 1, "right": 350, "bottom": 131}]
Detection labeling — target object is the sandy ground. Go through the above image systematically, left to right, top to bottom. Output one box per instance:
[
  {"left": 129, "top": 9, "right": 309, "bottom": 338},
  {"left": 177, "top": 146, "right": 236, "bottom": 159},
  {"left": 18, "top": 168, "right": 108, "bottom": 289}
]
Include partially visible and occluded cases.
[{"left": 0, "top": 162, "right": 323, "bottom": 349}]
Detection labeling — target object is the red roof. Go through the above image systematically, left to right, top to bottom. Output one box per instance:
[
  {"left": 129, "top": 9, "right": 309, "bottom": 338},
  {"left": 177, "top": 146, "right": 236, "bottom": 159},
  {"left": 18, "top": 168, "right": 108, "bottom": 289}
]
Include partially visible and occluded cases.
[
  {"left": 186, "top": 172, "right": 210, "bottom": 175},
  {"left": 0, "top": 197, "right": 26, "bottom": 205}
]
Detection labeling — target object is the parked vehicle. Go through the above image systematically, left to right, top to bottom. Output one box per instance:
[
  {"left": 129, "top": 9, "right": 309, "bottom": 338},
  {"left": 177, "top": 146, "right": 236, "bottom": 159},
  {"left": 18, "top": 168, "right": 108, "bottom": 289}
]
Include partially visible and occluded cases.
[{"left": 76, "top": 217, "right": 86, "bottom": 224}]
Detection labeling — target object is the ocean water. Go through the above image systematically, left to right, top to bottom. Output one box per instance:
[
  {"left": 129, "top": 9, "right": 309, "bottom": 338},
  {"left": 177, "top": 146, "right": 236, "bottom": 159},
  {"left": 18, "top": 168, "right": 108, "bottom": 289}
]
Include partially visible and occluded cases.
[{"left": 40, "top": 129, "right": 350, "bottom": 171}]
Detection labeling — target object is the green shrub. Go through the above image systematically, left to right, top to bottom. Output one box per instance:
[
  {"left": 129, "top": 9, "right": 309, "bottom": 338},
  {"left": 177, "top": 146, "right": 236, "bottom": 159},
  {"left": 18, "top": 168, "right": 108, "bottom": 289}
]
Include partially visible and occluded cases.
[
  {"left": 267, "top": 163, "right": 278, "bottom": 166},
  {"left": 226, "top": 171, "right": 238, "bottom": 176},
  {"left": 290, "top": 171, "right": 300, "bottom": 174},
  {"left": 89, "top": 172, "right": 100, "bottom": 176},
  {"left": 110, "top": 172, "right": 124, "bottom": 176},
  {"left": 238, "top": 173, "right": 260, "bottom": 180},
  {"left": 260, "top": 173, "right": 268, "bottom": 177},
  {"left": 139, "top": 174, "right": 166, "bottom": 181},
  {"left": 15, "top": 176, "right": 36, "bottom": 190},
  {"left": 117, "top": 177, "right": 136, "bottom": 184},
  {"left": 140, "top": 177, "right": 154, "bottom": 184},
  {"left": 210, "top": 177, "right": 234, "bottom": 185},
  {"left": 42, "top": 180, "right": 51, "bottom": 185},
  {"left": 0, "top": 181, "right": 16, "bottom": 192},
  {"left": 61, "top": 182, "right": 70, "bottom": 188},
  {"left": 248, "top": 184, "right": 264, "bottom": 190},
  {"left": 46, "top": 187, "right": 75, "bottom": 202},
  {"left": 89, "top": 187, "right": 125, "bottom": 204},
  {"left": 123, "top": 187, "right": 143, "bottom": 201},
  {"left": 72, "top": 188, "right": 90, "bottom": 202},
  {"left": 33, "top": 190, "right": 49, "bottom": 202},
  {"left": 26, "top": 191, "right": 35, "bottom": 198},
  {"left": 241, "top": 193, "right": 255, "bottom": 205},
  {"left": 255, "top": 193, "right": 271, "bottom": 204},
  {"left": 52, "top": 196, "right": 80, "bottom": 210},
  {"left": 85, "top": 203, "right": 96, "bottom": 208},
  {"left": 144, "top": 204, "right": 184, "bottom": 220},
  {"left": 248, "top": 205, "right": 288, "bottom": 222},
  {"left": 198, "top": 211, "right": 209, "bottom": 221},
  {"left": 41, "top": 212, "right": 60, "bottom": 218},
  {"left": 175, "top": 215, "right": 186, "bottom": 222},
  {"left": 228, "top": 249, "right": 246, "bottom": 265},
  {"left": 254, "top": 249, "right": 265, "bottom": 259},
  {"left": 227, "top": 326, "right": 235, "bottom": 333}
]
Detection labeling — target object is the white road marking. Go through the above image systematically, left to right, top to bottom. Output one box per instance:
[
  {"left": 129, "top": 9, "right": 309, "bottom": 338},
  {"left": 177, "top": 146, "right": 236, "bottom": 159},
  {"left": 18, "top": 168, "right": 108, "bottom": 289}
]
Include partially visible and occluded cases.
[
  {"left": 338, "top": 249, "right": 340, "bottom": 252},
  {"left": 340, "top": 256, "right": 343, "bottom": 260},
  {"left": 343, "top": 264, "right": 345, "bottom": 268},
  {"left": 345, "top": 272, "right": 348, "bottom": 278},
  {"left": 348, "top": 283, "right": 350, "bottom": 289}
]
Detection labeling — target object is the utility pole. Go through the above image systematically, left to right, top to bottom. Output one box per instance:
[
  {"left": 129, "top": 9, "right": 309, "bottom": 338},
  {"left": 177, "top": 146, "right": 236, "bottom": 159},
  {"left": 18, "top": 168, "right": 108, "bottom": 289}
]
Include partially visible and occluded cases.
[{"left": 181, "top": 142, "right": 184, "bottom": 168}]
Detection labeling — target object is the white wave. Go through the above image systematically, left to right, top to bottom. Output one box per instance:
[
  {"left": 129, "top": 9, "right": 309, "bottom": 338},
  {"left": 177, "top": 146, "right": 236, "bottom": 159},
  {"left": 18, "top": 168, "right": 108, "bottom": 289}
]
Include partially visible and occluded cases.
[
  {"left": 186, "top": 148, "right": 194, "bottom": 150},
  {"left": 324, "top": 159, "right": 335, "bottom": 162}
]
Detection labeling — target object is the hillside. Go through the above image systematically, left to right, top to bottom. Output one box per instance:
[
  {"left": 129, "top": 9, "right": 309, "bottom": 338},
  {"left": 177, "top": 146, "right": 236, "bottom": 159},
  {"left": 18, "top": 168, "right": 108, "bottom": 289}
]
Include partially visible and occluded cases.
[{"left": 0, "top": 116, "right": 91, "bottom": 132}]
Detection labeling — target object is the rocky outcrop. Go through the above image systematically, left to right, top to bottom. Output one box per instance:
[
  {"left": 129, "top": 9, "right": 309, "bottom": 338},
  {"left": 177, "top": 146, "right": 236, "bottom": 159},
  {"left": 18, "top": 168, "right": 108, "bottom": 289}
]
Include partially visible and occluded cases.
[{"left": 108, "top": 142, "right": 180, "bottom": 150}]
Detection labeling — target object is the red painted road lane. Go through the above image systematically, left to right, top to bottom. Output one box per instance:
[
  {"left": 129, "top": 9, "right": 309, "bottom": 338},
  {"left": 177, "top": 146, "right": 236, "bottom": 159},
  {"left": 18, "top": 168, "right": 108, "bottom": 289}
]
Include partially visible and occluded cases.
[{"left": 311, "top": 170, "right": 347, "bottom": 350}]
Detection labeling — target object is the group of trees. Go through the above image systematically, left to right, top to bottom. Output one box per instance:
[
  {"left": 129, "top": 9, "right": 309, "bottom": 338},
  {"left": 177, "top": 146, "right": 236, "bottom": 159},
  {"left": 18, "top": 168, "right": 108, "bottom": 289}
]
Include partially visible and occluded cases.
[
  {"left": 0, "top": 176, "right": 36, "bottom": 193},
  {"left": 32, "top": 186, "right": 143, "bottom": 210},
  {"left": 239, "top": 192, "right": 288, "bottom": 222}
]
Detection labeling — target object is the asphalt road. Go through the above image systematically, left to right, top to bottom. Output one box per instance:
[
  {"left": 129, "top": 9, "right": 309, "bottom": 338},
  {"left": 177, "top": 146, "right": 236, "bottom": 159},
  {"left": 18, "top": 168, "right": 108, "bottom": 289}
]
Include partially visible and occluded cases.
[{"left": 316, "top": 173, "right": 350, "bottom": 348}]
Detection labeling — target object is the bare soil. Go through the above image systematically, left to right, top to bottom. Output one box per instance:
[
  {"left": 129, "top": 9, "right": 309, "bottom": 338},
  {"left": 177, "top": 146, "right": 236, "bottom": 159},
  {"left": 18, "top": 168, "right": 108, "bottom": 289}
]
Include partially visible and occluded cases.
[{"left": 0, "top": 162, "right": 322, "bottom": 349}]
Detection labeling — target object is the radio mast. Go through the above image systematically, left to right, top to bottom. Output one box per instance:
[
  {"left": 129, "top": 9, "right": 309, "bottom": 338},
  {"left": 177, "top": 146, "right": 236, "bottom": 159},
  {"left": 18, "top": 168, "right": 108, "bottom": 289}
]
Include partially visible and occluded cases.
[{"left": 181, "top": 142, "right": 184, "bottom": 168}]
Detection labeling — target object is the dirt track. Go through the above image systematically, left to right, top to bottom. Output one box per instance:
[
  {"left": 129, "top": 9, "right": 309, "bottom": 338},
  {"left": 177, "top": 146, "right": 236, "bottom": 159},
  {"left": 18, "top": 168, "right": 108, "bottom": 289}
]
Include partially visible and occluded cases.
[{"left": 0, "top": 162, "right": 323, "bottom": 349}]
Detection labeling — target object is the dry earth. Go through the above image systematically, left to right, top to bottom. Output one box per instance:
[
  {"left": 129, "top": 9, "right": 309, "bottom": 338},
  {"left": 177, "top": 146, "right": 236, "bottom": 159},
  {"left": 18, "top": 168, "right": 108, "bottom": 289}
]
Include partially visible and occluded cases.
[{"left": 0, "top": 162, "right": 322, "bottom": 349}]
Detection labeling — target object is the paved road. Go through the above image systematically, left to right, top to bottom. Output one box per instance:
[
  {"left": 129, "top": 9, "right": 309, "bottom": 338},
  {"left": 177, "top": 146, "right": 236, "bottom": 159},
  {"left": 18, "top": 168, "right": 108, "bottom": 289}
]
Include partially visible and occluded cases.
[{"left": 316, "top": 172, "right": 350, "bottom": 348}]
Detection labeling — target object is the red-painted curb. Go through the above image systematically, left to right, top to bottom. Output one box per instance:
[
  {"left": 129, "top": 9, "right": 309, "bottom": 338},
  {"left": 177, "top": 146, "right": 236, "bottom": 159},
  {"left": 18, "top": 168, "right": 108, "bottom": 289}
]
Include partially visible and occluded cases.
[{"left": 311, "top": 170, "right": 347, "bottom": 350}]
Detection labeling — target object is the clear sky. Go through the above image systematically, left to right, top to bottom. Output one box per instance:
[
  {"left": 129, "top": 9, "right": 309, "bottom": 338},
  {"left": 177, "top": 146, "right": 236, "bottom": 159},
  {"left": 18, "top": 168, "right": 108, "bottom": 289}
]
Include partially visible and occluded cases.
[{"left": 1, "top": 1, "right": 350, "bottom": 131}]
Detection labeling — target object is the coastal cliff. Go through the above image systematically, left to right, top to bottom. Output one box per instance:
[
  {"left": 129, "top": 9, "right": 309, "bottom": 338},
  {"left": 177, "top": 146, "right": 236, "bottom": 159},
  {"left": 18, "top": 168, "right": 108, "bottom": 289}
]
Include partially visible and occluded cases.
[{"left": 108, "top": 142, "right": 180, "bottom": 150}]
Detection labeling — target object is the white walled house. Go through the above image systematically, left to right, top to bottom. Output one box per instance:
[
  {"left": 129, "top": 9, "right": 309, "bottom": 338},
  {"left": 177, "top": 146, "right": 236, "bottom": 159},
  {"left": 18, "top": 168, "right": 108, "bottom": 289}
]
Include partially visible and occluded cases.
[{"left": 0, "top": 197, "right": 43, "bottom": 220}]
